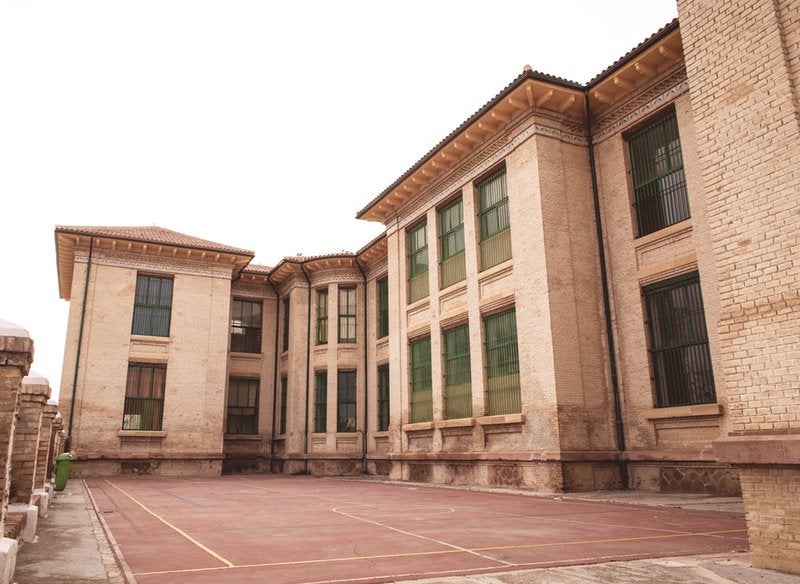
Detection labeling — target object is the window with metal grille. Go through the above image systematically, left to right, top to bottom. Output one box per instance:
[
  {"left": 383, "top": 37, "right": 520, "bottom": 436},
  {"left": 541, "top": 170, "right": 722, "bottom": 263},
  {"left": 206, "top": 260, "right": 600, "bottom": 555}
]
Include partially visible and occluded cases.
[
  {"left": 628, "top": 110, "right": 690, "bottom": 236},
  {"left": 478, "top": 169, "right": 512, "bottom": 270},
  {"left": 439, "top": 197, "right": 466, "bottom": 289},
  {"left": 407, "top": 222, "right": 429, "bottom": 303},
  {"left": 644, "top": 272, "right": 715, "bottom": 407},
  {"left": 131, "top": 274, "right": 173, "bottom": 337},
  {"left": 377, "top": 277, "right": 389, "bottom": 339},
  {"left": 338, "top": 287, "right": 357, "bottom": 343},
  {"left": 316, "top": 288, "right": 329, "bottom": 345},
  {"left": 282, "top": 297, "right": 290, "bottom": 352},
  {"left": 230, "top": 299, "right": 262, "bottom": 353},
  {"left": 484, "top": 309, "right": 521, "bottom": 415},
  {"left": 443, "top": 324, "right": 472, "bottom": 419},
  {"left": 409, "top": 336, "right": 432, "bottom": 422},
  {"left": 122, "top": 363, "right": 166, "bottom": 431},
  {"left": 377, "top": 364, "right": 390, "bottom": 432},
  {"left": 314, "top": 370, "right": 327, "bottom": 433},
  {"left": 337, "top": 370, "right": 357, "bottom": 432},
  {"left": 279, "top": 376, "right": 288, "bottom": 435},
  {"left": 226, "top": 378, "right": 258, "bottom": 434}
]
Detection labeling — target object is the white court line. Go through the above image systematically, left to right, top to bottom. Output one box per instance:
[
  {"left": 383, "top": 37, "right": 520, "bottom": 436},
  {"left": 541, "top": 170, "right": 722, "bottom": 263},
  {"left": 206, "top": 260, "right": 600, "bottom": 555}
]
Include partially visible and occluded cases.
[{"left": 331, "top": 506, "right": 515, "bottom": 567}]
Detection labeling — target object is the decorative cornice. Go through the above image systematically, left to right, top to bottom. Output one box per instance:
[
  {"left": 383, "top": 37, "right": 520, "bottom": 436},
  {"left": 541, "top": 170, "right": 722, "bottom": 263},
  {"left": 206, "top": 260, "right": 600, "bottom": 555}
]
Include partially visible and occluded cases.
[
  {"left": 594, "top": 79, "right": 690, "bottom": 142},
  {"left": 396, "top": 119, "right": 586, "bottom": 231},
  {"left": 75, "top": 254, "right": 233, "bottom": 279},
  {"left": 310, "top": 269, "right": 363, "bottom": 287},
  {"left": 231, "top": 282, "right": 276, "bottom": 299}
]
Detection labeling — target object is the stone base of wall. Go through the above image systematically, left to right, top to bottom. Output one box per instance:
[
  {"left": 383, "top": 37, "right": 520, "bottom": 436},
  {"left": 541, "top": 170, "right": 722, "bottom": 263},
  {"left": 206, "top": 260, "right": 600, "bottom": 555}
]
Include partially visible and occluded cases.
[
  {"left": 222, "top": 455, "right": 271, "bottom": 474},
  {"left": 71, "top": 458, "right": 223, "bottom": 478},
  {"left": 390, "top": 460, "right": 568, "bottom": 492},
  {"left": 629, "top": 462, "right": 741, "bottom": 495},
  {"left": 740, "top": 466, "right": 800, "bottom": 575}
]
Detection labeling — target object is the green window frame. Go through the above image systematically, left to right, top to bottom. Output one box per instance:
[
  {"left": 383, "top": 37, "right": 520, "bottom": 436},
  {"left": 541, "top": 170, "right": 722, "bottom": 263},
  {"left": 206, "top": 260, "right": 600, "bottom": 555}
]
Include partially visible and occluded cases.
[
  {"left": 628, "top": 110, "right": 690, "bottom": 236},
  {"left": 478, "top": 169, "right": 512, "bottom": 270},
  {"left": 439, "top": 197, "right": 466, "bottom": 289},
  {"left": 407, "top": 222, "right": 429, "bottom": 303},
  {"left": 644, "top": 272, "right": 715, "bottom": 407},
  {"left": 131, "top": 274, "right": 173, "bottom": 337},
  {"left": 376, "top": 277, "right": 389, "bottom": 339},
  {"left": 338, "top": 287, "right": 357, "bottom": 343},
  {"left": 316, "top": 288, "right": 329, "bottom": 345},
  {"left": 282, "top": 297, "right": 290, "bottom": 352},
  {"left": 230, "top": 299, "right": 262, "bottom": 353},
  {"left": 484, "top": 309, "right": 521, "bottom": 415},
  {"left": 443, "top": 324, "right": 472, "bottom": 419},
  {"left": 409, "top": 336, "right": 432, "bottom": 423},
  {"left": 122, "top": 363, "right": 166, "bottom": 431},
  {"left": 377, "top": 363, "right": 390, "bottom": 432},
  {"left": 314, "top": 370, "right": 327, "bottom": 433},
  {"left": 337, "top": 370, "right": 357, "bottom": 433},
  {"left": 279, "top": 376, "right": 288, "bottom": 435},
  {"left": 226, "top": 378, "right": 258, "bottom": 434}
]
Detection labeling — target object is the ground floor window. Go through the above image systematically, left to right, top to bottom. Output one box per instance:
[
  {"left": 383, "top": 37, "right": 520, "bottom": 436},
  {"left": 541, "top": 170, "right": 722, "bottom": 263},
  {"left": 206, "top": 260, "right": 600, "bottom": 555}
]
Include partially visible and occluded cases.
[
  {"left": 644, "top": 272, "right": 715, "bottom": 407},
  {"left": 484, "top": 309, "right": 521, "bottom": 415},
  {"left": 443, "top": 324, "right": 472, "bottom": 419},
  {"left": 409, "top": 336, "right": 432, "bottom": 422},
  {"left": 123, "top": 363, "right": 166, "bottom": 431},
  {"left": 377, "top": 364, "right": 389, "bottom": 431},
  {"left": 337, "top": 370, "right": 357, "bottom": 432},
  {"left": 314, "top": 371, "right": 327, "bottom": 433},
  {"left": 279, "top": 376, "right": 288, "bottom": 434},
  {"left": 227, "top": 378, "right": 258, "bottom": 434}
]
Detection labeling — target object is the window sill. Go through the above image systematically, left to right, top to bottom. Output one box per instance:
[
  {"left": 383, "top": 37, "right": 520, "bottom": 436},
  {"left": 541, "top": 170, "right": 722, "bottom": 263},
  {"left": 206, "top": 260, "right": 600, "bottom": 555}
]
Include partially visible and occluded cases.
[
  {"left": 633, "top": 218, "right": 691, "bottom": 248},
  {"left": 230, "top": 351, "right": 262, "bottom": 358},
  {"left": 645, "top": 403, "right": 722, "bottom": 420},
  {"left": 476, "top": 413, "right": 525, "bottom": 426},
  {"left": 435, "top": 418, "right": 475, "bottom": 429},
  {"left": 403, "top": 421, "right": 434, "bottom": 432},
  {"left": 118, "top": 430, "right": 166, "bottom": 438},
  {"left": 372, "top": 431, "right": 390, "bottom": 438},
  {"left": 224, "top": 434, "right": 260, "bottom": 440}
]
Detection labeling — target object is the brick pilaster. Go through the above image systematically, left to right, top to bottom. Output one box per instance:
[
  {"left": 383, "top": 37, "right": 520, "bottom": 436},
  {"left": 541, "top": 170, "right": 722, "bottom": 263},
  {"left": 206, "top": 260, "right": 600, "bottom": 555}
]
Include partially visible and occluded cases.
[
  {"left": 677, "top": 0, "right": 800, "bottom": 573},
  {"left": 0, "top": 321, "right": 34, "bottom": 533},
  {"left": 9, "top": 376, "right": 51, "bottom": 504},
  {"left": 35, "top": 404, "right": 59, "bottom": 488}
]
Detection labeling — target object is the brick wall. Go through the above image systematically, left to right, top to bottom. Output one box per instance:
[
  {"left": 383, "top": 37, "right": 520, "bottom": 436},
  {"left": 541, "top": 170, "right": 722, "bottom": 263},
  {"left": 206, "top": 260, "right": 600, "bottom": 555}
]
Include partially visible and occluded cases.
[{"left": 9, "top": 375, "right": 50, "bottom": 504}]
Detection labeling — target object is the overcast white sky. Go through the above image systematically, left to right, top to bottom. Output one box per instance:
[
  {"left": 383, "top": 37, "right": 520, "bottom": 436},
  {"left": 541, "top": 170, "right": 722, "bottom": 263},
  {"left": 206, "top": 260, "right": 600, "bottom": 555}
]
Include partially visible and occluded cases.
[{"left": 0, "top": 1, "right": 678, "bottom": 400}]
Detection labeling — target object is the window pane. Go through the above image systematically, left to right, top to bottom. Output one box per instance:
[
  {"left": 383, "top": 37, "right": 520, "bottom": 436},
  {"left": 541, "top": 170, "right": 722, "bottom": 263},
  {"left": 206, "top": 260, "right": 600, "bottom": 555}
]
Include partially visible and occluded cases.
[
  {"left": 629, "top": 112, "right": 690, "bottom": 236},
  {"left": 644, "top": 272, "right": 715, "bottom": 407},
  {"left": 132, "top": 275, "right": 173, "bottom": 336},
  {"left": 377, "top": 277, "right": 389, "bottom": 338},
  {"left": 317, "top": 288, "right": 329, "bottom": 345},
  {"left": 338, "top": 288, "right": 357, "bottom": 342},
  {"left": 282, "top": 297, "right": 290, "bottom": 352},
  {"left": 231, "top": 300, "right": 262, "bottom": 353},
  {"left": 484, "top": 309, "right": 521, "bottom": 415},
  {"left": 443, "top": 325, "right": 472, "bottom": 419},
  {"left": 409, "top": 337, "right": 432, "bottom": 422},
  {"left": 123, "top": 364, "right": 166, "bottom": 431},
  {"left": 377, "top": 364, "right": 390, "bottom": 431},
  {"left": 337, "top": 370, "right": 357, "bottom": 432},
  {"left": 314, "top": 371, "right": 327, "bottom": 433},
  {"left": 279, "top": 377, "right": 288, "bottom": 434},
  {"left": 227, "top": 378, "right": 259, "bottom": 434}
]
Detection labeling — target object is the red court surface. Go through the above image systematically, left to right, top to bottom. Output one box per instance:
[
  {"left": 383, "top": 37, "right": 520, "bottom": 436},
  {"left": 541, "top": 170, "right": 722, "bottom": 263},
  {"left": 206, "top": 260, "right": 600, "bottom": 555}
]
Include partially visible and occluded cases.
[{"left": 86, "top": 475, "right": 748, "bottom": 584}]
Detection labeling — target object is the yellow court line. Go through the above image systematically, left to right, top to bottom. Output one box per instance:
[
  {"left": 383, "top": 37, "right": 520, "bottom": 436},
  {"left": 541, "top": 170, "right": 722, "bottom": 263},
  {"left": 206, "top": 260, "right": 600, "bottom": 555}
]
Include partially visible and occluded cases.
[
  {"left": 104, "top": 480, "right": 235, "bottom": 568},
  {"left": 132, "top": 527, "right": 747, "bottom": 577}
]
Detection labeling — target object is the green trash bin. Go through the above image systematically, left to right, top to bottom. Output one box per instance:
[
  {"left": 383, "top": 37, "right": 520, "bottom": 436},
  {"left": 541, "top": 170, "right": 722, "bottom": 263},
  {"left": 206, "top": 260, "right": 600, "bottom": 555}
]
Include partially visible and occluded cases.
[{"left": 54, "top": 452, "right": 72, "bottom": 491}]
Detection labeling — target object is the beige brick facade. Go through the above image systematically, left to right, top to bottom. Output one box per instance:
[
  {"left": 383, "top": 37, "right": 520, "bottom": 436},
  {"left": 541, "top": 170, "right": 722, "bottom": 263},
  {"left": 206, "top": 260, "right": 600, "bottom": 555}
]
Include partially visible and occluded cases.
[{"left": 54, "top": 8, "right": 799, "bottom": 572}]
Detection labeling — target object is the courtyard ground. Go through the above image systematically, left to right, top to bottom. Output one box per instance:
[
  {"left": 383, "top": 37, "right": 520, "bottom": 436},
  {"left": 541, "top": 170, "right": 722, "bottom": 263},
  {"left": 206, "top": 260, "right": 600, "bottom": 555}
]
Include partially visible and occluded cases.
[{"left": 14, "top": 475, "right": 800, "bottom": 583}]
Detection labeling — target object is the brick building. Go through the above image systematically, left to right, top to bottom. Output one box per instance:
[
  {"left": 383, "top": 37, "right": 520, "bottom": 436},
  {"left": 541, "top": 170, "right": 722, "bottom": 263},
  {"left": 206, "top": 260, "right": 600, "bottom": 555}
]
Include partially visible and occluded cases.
[{"left": 56, "top": 2, "right": 799, "bottom": 572}]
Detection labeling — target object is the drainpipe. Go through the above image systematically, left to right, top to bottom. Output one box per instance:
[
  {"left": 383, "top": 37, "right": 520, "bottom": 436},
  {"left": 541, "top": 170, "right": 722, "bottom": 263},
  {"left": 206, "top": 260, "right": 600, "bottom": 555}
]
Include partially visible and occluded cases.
[
  {"left": 584, "top": 89, "right": 628, "bottom": 488},
  {"left": 64, "top": 238, "right": 94, "bottom": 453},
  {"left": 354, "top": 258, "right": 369, "bottom": 475},
  {"left": 299, "top": 263, "right": 312, "bottom": 474},
  {"left": 267, "top": 273, "right": 281, "bottom": 468}
]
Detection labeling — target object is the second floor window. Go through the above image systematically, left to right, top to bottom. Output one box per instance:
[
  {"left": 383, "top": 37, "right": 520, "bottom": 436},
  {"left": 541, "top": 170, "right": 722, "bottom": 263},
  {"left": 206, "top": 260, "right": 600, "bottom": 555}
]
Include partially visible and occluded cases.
[
  {"left": 628, "top": 110, "right": 690, "bottom": 236},
  {"left": 478, "top": 169, "right": 512, "bottom": 270},
  {"left": 439, "top": 197, "right": 466, "bottom": 288},
  {"left": 407, "top": 222, "right": 429, "bottom": 303},
  {"left": 132, "top": 274, "right": 173, "bottom": 337},
  {"left": 377, "top": 277, "right": 389, "bottom": 338},
  {"left": 338, "top": 287, "right": 356, "bottom": 343},
  {"left": 316, "top": 288, "right": 329, "bottom": 345},
  {"left": 282, "top": 297, "right": 290, "bottom": 352},
  {"left": 230, "top": 299, "right": 262, "bottom": 353}
]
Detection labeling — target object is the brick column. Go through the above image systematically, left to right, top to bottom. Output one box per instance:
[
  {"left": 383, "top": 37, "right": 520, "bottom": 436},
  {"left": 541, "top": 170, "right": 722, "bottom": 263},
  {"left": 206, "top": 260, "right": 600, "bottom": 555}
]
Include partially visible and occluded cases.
[
  {"left": 677, "top": 0, "right": 800, "bottom": 574},
  {"left": 0, "top": 320, "right": 34, "bottom": 583},
  {"left": 10, "top": 375, "right": 51, "bottom": 505},
  {"left": 35, "top": 403, "right": 59, "bottom": 489},
  {"left": 46, "top": 414, "right": 63, "bottom": 482}
]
